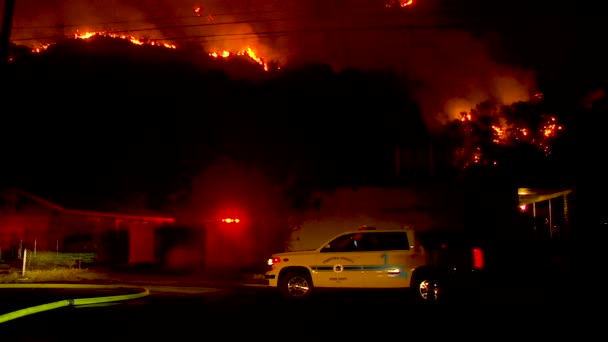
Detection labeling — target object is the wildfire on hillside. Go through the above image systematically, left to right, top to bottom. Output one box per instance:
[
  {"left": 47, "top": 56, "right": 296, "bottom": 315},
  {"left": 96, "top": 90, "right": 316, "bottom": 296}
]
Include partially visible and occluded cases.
[
  {"left": 27, "top": 31, "right": 273, "bottom": 72},
  {"left": 30, "top": 31, "right": 177, "bottom": 53},
  {"left": 73, "top": 31, "right": 177, "bottom": 49},
  {"left": 208, "top": 47, "right": 270, "bottom": 71},
  {"left": 449, "top": 94, "right": 564, "bottom": 169}
]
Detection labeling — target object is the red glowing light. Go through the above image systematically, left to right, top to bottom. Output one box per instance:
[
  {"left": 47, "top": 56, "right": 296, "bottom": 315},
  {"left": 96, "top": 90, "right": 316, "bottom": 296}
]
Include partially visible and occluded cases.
[
  {"left": 222, "top": 218, "right": 240, "bottom": 223},
  {"left": 472, "top": 248, "right": 485, "bottom": 270},
  {"left": 267, "top": 256, "right": 281, "bottom": 270}
]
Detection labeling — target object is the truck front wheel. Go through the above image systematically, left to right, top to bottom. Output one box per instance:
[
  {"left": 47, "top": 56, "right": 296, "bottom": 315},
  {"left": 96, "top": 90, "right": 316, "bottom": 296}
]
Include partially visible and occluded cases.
[{"left": 279, "top": 270, "right": 313, "bottom": 301}]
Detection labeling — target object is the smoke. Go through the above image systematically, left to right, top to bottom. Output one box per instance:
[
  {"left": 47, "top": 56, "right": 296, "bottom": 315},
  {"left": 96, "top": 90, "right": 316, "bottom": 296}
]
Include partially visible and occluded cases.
[
  {"left": 13, "top": 0, "right": 537, "bottom": 132},
  {"left": 405, "top": 29, "right": 537, "bottom": 131},
  {"left": 582, "top": 88, "right": 606, "bottom": 109},
  {"left": 190, "top": 157, "right": 294, "bottom": 271}
]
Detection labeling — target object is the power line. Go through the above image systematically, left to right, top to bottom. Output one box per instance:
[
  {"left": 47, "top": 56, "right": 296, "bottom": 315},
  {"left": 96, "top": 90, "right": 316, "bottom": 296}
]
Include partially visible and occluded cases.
[
  {"left": 11, "top": 2, "right": 564, "bottom": 31},
  {"left": 11, "top": 4, "right": 440, "bottom": 35},
  {"left": 13, "top": 6, "right": 404, "bottom": 30},
  {"left": 11, "top": 9, "right": 305, "bottom": 30},
  {"left": 11, "top": 10, "right": 477, "bottom": 43},
  {"left": 9, "top": 16, "right": 307, "bottom": 41},
  {"left": 105, "top": 17, "right": 307, "bottom": 35},
  {"left": 13, "top": 20, "right": 486, "bottom": 46},
  {"left": 11, "top": 22, "right": 479, "bottom": 44},
  {"left": 150, "top": 23, "right": 476, "bottom": 42}
]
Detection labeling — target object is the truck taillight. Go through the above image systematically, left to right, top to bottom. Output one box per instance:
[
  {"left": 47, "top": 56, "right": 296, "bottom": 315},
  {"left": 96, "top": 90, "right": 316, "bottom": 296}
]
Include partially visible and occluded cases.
[{"left": 472, "top": 248, "right": 484, "bottom": 270}]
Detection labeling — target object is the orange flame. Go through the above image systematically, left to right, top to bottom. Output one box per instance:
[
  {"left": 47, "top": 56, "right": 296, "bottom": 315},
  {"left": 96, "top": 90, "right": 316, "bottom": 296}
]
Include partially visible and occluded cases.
[
  {"left": 386, "top": 0, "right": 414, "bottom": 8},
  {"left": 28, "top": 31, "right": 272, "bottom": 72},
  {"left": 72, "top": 31, "right": 177, "bottom": 49},
  {"left": 31, "top": 43, "right": 51, "bottom": 53},
  {"left": 209, "top": 46, "right": 270, "bottom": 71},
  {"left": 238, "top": 47, "right": 268, "bottom": 71},
  {"left": 210, "top": 50, "right": 230, "bottom": 58},
  {"left": 454, "top": 103, "right": 564, "bottom": 168},
  {"left": 460, "top": 113, "right": 472, "bottom": 122},
  {"left": 542, "top": 117, "right": 562, "bottom": 138}
]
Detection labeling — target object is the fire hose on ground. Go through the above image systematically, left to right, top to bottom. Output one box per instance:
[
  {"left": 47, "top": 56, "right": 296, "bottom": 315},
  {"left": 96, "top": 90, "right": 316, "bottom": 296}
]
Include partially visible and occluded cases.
[{"left": 0, "top": 284, "right": 150, "bottom": 324}]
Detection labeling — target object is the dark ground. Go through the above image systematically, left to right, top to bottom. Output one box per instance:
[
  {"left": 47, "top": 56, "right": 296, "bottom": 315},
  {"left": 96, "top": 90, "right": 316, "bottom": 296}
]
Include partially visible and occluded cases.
[{"left": 0, "top": 279, "right": 594, "bottom": 342}]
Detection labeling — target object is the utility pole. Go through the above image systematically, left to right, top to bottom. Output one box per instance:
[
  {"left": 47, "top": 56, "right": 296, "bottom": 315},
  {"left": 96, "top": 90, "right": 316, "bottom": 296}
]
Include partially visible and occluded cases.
[{"left": 0, "top": 0, "right": 16, "bottom": 66}]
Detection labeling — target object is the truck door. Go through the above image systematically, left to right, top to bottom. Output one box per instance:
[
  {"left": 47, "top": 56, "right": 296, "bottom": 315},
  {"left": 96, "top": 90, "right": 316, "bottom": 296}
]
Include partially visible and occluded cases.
[
  {"left": 359, "top": 231, "right": 421, "bottom": 288},
  {"left": 314, "top": 233, "right": 364, "bottom": 288}
]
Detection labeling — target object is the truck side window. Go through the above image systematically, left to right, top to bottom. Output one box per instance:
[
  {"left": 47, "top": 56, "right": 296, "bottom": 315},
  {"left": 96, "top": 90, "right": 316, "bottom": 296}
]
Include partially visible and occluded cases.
[
  {"left": 375, "top": 232, "right": 409, "bottom": 251},
  {"left": 321, "top": 233, "right": 359, "bottom": 252},
  {"left": 359, "top": 233, "right": 380, "bottom": 251}
]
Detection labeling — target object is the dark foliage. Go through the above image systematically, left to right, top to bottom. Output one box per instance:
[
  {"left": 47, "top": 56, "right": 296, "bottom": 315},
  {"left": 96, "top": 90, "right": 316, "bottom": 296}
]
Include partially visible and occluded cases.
[{"left": 2, "top": 36, "right": 428, "bottom": 209}]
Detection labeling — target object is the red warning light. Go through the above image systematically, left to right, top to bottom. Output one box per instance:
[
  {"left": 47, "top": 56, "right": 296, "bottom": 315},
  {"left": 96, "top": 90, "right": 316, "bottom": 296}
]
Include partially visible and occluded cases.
[
  {"left": 221, "top": 218, "right": 240, "bottom": 223},
  {"left": 472, "top": 247, "right": 485, "bottom": 270}
]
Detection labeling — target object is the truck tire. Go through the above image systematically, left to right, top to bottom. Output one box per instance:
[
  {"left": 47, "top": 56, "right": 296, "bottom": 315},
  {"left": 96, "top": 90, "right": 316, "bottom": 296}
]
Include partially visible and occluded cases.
[
  {"left": 279, "top": 270, "right": 313, "bottom": 301},
  {"left": 412, "top": 274, "right": 443, "bottom": 304}
]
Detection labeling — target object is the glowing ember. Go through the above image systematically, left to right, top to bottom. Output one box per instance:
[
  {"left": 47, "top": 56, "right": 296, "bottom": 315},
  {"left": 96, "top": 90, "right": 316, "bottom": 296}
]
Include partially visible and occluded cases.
[
  {"left": 386, "top": 0, "right": 414, "bottom": 8},
  {"left": 31, "top": 43, "right": 51, "bottom": 53},
  {"left": 209, "top": 47, "right": 269, "bottom": 71},
  {"left": 543, "top": 117, "right": 561, "bottom": 137},
  {"left": 491, "top": 125, "right": 505, "bottom": 143}
]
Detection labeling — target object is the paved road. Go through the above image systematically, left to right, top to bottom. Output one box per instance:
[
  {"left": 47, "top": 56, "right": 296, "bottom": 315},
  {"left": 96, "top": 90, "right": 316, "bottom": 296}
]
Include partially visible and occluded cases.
[{"left": 0, "top": 281, "right": 596, "bottom": 342}]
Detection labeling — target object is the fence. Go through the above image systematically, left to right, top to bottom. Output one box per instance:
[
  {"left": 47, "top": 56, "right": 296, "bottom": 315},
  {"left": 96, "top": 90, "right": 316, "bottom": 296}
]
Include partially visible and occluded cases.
[{"left": 23, "top": 249, "right": 97, "bottom": 272}]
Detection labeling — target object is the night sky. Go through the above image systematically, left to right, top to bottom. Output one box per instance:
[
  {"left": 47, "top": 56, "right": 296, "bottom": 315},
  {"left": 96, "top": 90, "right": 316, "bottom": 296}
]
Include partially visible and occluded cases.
[{"left": 2, "top": 0, "right": 605, "bottom": 214}]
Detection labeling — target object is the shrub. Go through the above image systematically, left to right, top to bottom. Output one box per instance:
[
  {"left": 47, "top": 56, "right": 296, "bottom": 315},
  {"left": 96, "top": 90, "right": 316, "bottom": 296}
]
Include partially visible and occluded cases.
[{"left": 26, "top": 251, "right": 97, "bottom": 270}]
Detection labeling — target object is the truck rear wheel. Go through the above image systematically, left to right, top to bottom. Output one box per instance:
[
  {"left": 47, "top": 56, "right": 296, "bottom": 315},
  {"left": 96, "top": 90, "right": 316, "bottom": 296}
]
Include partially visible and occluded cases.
[
  {"left": 280, "top": 271, "right": 313, "bottom": 301},
  {"left": 412, "top": 275, "right": 443, "bottom": 304}
]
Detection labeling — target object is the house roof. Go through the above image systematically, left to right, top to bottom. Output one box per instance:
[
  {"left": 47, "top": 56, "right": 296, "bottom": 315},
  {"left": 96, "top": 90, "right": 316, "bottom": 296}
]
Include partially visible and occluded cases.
[
  {"left": 518, "top": 187, "right": 573, "bottom": 205},
  {"left": 3, "top": 188, "right": 175, "bottom": 223}
]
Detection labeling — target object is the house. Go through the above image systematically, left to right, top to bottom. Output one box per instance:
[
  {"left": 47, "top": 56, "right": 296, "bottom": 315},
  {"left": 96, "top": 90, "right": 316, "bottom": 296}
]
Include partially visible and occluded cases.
[
  {"left": 517, "top": 187, "right": 574, "bottom": 240},
  {"left": 0, "top": 189, "right": 175, "bottom": 265}
]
